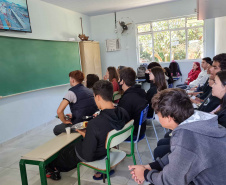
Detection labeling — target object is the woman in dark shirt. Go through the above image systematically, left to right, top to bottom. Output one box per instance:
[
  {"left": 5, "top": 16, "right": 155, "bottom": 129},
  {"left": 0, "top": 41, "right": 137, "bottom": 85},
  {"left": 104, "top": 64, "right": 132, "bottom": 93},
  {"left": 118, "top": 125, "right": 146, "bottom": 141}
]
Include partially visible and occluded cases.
[
  {"left": 147, "top": 67, "right": 167, "bottom": 117},
  {"left": 212, "top": 70, "right": 226, "bottom": 127}
]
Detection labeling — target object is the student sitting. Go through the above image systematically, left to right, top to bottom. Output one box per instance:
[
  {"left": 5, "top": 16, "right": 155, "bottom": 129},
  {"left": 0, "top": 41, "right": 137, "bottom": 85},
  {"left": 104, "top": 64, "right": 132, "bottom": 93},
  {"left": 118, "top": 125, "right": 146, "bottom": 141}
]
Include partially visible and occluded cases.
[
  {"left": 189, "top": 57, "right": 211, "bottom": 88},
  {"left": 145, "top": 62, "right": 161, "bottom": 83},
  {"left": 177, "top": 62, "right": 201, "bottom": 89},
  {"left": 104, "top": 66, "right": 119, "bottom": 92},
  {"left": 118, "top": 67, "right": 148, "bottom": 139},
  {"left": 147, "top": 67, "right": 167, "bottom": 117},
  {"left": 164, "top": 67, "right": 174, "bottom": 88},
  {"left": 53, "top": 70, "right": 98, "bottom": 136},
  {"left": 212, "top": 70, "right": 226, "bottom": 127},
  {"left": 86, "top": 74, "right": 99, "bottom": 90},
  {"left": 197, "top": 77, "right": 221, "bottom": 112},
  {"left": 46, "top": 80, "right": 130, "bottom": 180},
  {"left": 128, "top": 88, "right": 226, "bottom": 185}
]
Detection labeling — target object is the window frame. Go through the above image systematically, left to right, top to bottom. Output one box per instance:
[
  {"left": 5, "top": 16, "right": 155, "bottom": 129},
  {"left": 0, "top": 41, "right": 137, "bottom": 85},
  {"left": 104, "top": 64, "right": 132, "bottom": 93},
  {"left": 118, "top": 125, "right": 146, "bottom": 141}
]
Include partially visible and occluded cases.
[{"left": 136, "top": 16, "right": 205, "bottom": 63}]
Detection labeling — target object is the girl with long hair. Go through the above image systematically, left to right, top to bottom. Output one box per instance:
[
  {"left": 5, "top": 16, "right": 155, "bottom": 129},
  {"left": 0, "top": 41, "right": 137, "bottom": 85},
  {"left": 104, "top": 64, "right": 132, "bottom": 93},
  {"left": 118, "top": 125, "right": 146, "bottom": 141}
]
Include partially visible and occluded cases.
[
  {"left": 104, "top": 66, "right": 119, "bottom": 92},
  {"left": 147, "top": 67, "right": 167, "bottom": 117},
  {"left": 212, "top": 70, "right": 226, "bottom": 127}
]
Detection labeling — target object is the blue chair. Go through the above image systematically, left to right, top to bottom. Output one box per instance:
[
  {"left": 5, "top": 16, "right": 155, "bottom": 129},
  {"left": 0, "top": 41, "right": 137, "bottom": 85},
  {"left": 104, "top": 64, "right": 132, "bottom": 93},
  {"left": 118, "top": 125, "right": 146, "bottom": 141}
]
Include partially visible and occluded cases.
[
  {"left": 125, "top": 105, "right": 154, "bottom": 164},
  {"left": 148, "top": 112, "right": 167, "bottom": 142}
]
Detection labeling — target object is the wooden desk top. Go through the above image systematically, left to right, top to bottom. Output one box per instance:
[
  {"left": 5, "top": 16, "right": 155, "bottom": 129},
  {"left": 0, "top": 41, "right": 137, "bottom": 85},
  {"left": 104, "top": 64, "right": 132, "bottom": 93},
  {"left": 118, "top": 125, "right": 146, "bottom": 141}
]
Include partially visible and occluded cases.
[{"left": 21, "top": 133, "right": 81, "bottom": 162}]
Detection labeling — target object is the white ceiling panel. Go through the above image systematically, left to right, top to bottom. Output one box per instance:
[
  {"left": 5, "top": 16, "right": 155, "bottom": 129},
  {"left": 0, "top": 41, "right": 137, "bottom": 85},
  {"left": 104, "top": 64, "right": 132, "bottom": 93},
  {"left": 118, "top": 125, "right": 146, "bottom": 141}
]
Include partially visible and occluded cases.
[{"left": 41, "top": 0, "right": 180, "bottom": 16}]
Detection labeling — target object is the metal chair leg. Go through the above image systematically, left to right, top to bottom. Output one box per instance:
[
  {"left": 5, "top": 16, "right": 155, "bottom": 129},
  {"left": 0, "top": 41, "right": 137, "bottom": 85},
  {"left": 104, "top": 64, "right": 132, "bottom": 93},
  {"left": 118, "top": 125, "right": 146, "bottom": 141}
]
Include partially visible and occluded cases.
[
  {"left": 151, "top": 120, "right": 159, "bottom": 141},
  {"left": 144, "top": 135, "right": 154, "bottom": 160},
  {"left": 135, "top": 142, "right": 143, "bottom": 164},
  {"left": 77, "top": 163, "right": 81, "bottom": 185}
]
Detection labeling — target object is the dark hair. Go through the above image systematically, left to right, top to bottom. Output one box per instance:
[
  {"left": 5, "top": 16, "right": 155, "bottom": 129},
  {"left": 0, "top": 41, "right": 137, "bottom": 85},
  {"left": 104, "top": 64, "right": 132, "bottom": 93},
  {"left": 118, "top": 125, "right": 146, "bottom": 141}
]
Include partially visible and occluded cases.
[
  {"left": 213, "top": 53, "right": 226, "bottom": 70},
  {"left": 202, "top": 57, "right": 212, "bottom": 65},
  {"left": 147, "top": 62, "right": 161, "bottom": 69},
  {"left": 107, "top": 66, "right": 119, "bottom": 82},
  {"left": 118, "top": 66, "right": 126, "bottom": 71},
  {"left": 119, "top": 67, "right": 136, "bottom": 87},
  {"left": 151, "top": 67, "right": 167, "bottom": 91},
  {"left": 164, "top": 67, "right": 174, "bottom": 84},
  {"left": 69, "top": 70, "right": 84, "bottom": 83},
  {"left": 216, "top": 70, "right": 226, "bottom": 110},
  {"left": 86, "top": 74, "right": 99, "bottom": 89},
  {"left": 93, "top": 80, "right": 113, "bottom": 101},
  {"left": 152, "top": 88, "right": 194, "bottom": 124}
]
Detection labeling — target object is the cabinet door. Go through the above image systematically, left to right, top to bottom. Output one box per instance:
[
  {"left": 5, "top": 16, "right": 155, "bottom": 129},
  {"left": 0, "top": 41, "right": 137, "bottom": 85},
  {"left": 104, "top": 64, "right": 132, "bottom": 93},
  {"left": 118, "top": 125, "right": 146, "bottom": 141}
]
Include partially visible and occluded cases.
[
  {"left": 80, "top": 42, "right": 95, "bottom": 77},
  {"left": 93, "top": 42, "right": 102, "bottom": 79}
]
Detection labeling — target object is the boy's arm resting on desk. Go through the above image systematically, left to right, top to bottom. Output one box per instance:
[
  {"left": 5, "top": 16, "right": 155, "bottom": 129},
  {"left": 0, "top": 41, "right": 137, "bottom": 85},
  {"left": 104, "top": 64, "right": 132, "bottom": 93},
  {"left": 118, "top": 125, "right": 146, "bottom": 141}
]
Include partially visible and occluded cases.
[{"left": 57, "top": 100, "right": 72, "bottom": 124}]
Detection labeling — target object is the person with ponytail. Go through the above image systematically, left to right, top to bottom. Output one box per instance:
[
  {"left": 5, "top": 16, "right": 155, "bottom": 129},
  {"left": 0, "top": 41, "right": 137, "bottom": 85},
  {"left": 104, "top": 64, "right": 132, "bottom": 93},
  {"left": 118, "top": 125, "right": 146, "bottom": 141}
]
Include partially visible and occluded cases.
[{"left": 211, "top": 70, "right": 226, "bottom": 127}]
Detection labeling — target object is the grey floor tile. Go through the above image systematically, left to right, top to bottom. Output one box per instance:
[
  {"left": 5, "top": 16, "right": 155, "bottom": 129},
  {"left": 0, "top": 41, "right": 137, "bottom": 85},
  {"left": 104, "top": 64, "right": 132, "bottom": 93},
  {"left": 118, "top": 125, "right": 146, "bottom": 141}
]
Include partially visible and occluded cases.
[
  {"left": 5, "top": 134, "right": 55, "bottom": 149},
  {"left": 0, "top": 147, "right": 31, "bottom": 168},
  {"left": 9, "top": 160, "right": 40, "bottom": 172},
  {"left": 0, "top": 168, "right": 38, "bottom": 185},
  {"left": 29, "top": 172, "right": 77, "bottom": 185}
]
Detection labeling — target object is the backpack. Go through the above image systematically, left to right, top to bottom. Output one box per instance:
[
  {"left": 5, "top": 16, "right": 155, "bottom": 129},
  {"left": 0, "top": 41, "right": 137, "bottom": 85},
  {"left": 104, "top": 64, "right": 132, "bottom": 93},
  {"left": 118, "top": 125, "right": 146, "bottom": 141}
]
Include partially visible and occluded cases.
[{"left": 137, "top": 64, "right": 147, "bottom": 79}]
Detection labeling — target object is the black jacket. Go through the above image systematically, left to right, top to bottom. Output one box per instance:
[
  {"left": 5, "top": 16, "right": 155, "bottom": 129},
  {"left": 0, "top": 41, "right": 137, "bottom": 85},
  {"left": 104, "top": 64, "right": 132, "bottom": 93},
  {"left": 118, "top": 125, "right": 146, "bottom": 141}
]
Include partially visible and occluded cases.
[
  {"left": 197, "top": 79, "right": 212, "bottom": 100},
  {"left": 118, "top": 85, "right": 148, "bottom": 137},
  {"left": 146, "top": 85, "right": 157, "bottom": 117},
  {"left": 198, "top": 92, "right": 221, "bottom": 113},
  {"left": 75, "top": 106, "right": 130, "bottom": 162},
  {"left": 216, "top": 107, "right": 226, "bottom": 128}
]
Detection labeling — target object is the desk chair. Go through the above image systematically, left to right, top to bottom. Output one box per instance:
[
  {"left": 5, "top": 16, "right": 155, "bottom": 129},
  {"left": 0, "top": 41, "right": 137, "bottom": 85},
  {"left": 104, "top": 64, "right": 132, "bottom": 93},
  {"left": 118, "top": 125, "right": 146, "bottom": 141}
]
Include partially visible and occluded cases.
[
  {"left": 112, "top": 91, "right": 121, "bottom": 102},
  {"left": 125, "top": 105, "right": 154, "bottom": 164},
  {"left": 149, "top": 112, "right": 167, "bottom": 142},
  {"left": 77, "top": 120, "right": 136, "bottom": 185}
]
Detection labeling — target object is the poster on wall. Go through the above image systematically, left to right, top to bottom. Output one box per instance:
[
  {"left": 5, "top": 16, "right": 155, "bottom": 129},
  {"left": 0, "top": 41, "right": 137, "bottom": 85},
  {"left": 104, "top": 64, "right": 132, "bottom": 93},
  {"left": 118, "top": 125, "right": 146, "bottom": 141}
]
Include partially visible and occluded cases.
[{"left": 0, "top": 0, "right": 31, "bottom": 32}]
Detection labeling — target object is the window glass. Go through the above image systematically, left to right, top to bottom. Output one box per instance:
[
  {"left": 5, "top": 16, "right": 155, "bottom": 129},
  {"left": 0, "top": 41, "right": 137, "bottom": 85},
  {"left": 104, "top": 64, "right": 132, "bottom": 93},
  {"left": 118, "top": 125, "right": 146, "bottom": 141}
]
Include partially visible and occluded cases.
[
  {"left": 187, "top": 17, "right": 204, "bottom": 27},
  {"left": 169, "top": 18, "right": 185, "bottom": 29},
  {"left": 152, "top": 20, "right": 168, "bottom": 31},
  {"left": 137, "top": 24, "right": 151, "bottom": 33},
  {"left": 188, "top": 27, "right": 204, "bottom": 59},
  {"left": 171, "top": 30, "right": 186, "bottom": 60},
  {"left": 154, "top": 31, "right": 170, "bottom": 62},
  {"left": 138, "top": 34, "right": 153, "bottom": 63}
]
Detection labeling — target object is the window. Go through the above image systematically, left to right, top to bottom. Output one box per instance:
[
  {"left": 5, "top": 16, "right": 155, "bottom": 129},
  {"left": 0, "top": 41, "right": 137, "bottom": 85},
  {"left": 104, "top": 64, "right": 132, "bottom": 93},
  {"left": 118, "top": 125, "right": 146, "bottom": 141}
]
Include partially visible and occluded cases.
[{"left": 137, "top": 16, "right": 204, "bottom": 63}]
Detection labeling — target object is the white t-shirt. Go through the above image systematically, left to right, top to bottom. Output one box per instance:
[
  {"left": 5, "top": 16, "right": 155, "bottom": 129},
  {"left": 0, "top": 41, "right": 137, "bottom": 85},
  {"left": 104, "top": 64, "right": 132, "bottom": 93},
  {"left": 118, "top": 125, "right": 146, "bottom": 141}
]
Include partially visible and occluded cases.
[
  {"left": 189, "top": 69, "right": 209, "bottom": 87},
  {"left": 63, "top": 91, "right": 77, "bottom": 103}
]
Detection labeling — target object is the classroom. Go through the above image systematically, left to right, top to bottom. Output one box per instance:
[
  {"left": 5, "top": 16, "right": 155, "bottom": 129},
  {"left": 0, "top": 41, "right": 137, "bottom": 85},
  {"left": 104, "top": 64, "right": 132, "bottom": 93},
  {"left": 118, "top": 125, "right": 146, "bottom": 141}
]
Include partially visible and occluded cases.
[{"left": 0, "top": 0, "right": 226, "bottom": 184}]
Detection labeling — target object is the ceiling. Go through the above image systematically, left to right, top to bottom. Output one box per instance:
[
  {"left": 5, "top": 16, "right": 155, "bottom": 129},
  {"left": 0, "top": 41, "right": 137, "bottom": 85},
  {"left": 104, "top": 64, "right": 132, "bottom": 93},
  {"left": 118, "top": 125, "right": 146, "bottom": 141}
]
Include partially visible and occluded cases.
[
  {"left": 41, "top": 0, "right": 179, "bottom": 16},
  {"left": 198, "top": 0, "right": 226, "bottom": 20}
]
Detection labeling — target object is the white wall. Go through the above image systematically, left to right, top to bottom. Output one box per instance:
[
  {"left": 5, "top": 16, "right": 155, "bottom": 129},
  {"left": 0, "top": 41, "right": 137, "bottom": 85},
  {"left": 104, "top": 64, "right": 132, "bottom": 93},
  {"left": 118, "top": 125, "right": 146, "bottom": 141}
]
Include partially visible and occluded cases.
[
  {"left": 0, "top": 0, "right": 91, "bottom": 144},
  {"left": 0, "top": 0, "right": 91, "bottom": 41},
  {"left": 90, "top": 0, "right": 215, "bottom": 83},
  {"left": 215, "top": 16, "right": 226, "bottom": 54}
]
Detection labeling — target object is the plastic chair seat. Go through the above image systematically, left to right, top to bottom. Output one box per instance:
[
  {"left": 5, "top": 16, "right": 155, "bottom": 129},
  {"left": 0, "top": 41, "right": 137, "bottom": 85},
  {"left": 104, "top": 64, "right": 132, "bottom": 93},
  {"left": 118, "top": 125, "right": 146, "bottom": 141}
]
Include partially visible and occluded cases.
[{"left": 81, "top": 148, "right": 126, "bottom": 171}]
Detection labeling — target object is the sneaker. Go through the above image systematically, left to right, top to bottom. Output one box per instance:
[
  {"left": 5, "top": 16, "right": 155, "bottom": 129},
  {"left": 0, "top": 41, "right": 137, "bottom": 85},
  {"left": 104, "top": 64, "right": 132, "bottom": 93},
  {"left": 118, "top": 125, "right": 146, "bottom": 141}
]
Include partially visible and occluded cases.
[{"left": 46, "top": 167, "right": 61, "bottom": 180}]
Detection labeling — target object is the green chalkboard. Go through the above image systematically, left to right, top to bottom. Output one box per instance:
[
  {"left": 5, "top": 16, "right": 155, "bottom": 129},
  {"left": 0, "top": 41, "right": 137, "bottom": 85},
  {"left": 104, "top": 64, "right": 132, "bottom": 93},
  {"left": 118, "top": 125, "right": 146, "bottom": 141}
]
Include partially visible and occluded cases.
[{"left": 0, "top": 36, "right": 81, "bottom": 96}]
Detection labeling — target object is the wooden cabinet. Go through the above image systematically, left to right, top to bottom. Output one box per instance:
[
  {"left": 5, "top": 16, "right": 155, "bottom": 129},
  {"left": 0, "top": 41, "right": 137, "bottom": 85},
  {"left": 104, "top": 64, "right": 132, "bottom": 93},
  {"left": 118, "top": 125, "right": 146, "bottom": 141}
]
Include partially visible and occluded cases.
[{"left": 79, "top": 41, "right": 102, "bottom": 79}]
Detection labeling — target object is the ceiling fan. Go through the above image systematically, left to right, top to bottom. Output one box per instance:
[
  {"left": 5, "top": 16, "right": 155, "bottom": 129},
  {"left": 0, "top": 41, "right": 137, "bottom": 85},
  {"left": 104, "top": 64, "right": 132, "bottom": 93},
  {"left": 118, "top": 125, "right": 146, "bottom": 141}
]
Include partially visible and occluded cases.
[{"left": 114, "top": 13, "right": 134, "bottom": 36}]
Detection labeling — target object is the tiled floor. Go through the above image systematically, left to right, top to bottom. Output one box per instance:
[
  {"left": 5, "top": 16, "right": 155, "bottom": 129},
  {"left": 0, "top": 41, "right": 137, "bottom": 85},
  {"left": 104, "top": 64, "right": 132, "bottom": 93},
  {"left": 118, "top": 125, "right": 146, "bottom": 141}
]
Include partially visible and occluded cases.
[{"left": 0, "top": 119, "right": 166, "bottom": 185}]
